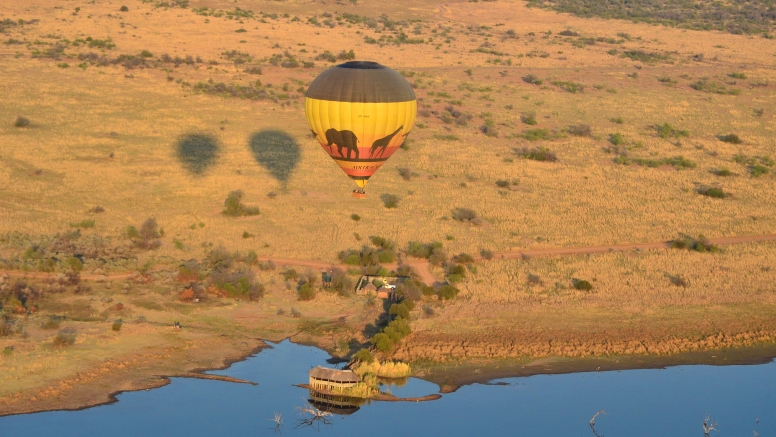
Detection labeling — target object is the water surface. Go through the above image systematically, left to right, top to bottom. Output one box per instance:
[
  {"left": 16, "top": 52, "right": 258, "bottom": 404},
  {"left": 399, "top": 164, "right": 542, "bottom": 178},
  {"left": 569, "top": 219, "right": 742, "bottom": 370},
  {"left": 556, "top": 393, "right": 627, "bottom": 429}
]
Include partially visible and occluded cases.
[{"left": 2, "top": 340, "right": 773, "bottom": 436}]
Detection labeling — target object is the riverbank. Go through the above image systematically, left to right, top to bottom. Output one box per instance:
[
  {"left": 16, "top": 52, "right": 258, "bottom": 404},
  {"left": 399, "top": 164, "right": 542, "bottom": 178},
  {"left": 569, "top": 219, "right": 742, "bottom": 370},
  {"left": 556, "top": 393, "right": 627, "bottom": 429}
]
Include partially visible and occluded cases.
[{"left": 2, "top": 285, "right": 776, "bottom": 417}]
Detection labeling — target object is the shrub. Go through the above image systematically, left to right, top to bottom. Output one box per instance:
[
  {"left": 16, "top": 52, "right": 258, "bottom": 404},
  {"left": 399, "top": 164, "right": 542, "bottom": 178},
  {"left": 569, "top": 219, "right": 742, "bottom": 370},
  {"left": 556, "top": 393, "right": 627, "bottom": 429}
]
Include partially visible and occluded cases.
[
  {"left": 120, "top": 5, "right": 129, "bottom": 11},
  {"left": 140, "top": 50, "right": 152, "bottom": 58},
  {"left": 728, "top": 72, "right": 747, "bottom": 79},
  {"left": 522, "top": 74, "right": 543, "bottom": 85},
  {"left": 551, "top": 80, "right": 584, "bottom": 93},
  {"left": 521, "top": 112, "right": 538, "bottom": 125},
  {"left": 14, "top": 116, "right": 30, "bottom": 127},
  {"left": 610, "top": 117, "right": 624, "bottom": 124},
  {"left": 655, "top": 123, "right": 689, "bottom": 140},
  {"left": 567, "top": 124, "right": 592, "bottom": 137},
  {"left": 523, "top": 129, "right": 552, "bottom": 141},
  {"left": 608, "top": 133, "right": 624, "bottom": 145},
  {"left": 718, "top": 134, "right": 741, "bottom": 144},
  {"left": 516, "top": 146, "right": 557, "bottom": 162},
  {"left": 750, "top": 165, "right": 769, "bottom": 177},
  {"left": 397, "top": 167, "right": 413, "bottom": 181},
  {"left": 713, "top": 167, "right": 733, "bottom": 177},
  {"left": 496, "top": 179, "right": 510, "bottom": 188},
  {"left": 698, "top": 186, "right": 726, "bottom": 198},
  {"left": 222, "top": 190, "right": 260, "bottom": 216},
  {"left": 380, "top": 193, "right": 399, "bottom": 208},
  {"left": 451, "top": 207, "right": 477, "bottom": 222},
  {"left": 351, "top": 213, "right": 361, "bottom": 221},
  {"left": 70, "top": 219, "right": 95, "bottom": 229},
  {"left": 241, "top": 231, "right": 253, "bottom": 239},
  {"left": 669, "top": 234, "right": 718, "bottom": 252},
  {"left": 407, "top": 241, "right": 444, "bottom": 259},
  {"left": 480, "top": 249, "right": 494, "bottom": 260},
  {"left": 452, "top": 253, "right": 475, "bottom": 264},
  {"left": 66, "top": 257, "right": 84, "bottom": 272},
  {"left": 574, "top": 280, "right": 593, "bottom": 291},
  {"left": 297, "top": 281, "right": 316, "bottom": 301},
  {"left": 437, "top": 284, "right": 460, "bottom": 300},
  {"left": 389, "top": 302, "right": 410, "bottom": 319},
  {"left": 42, "top": 316, "right": 61, "bottom": 330},
  {"left": 112, "top": 319, "right": 123, "bottom": 331},
  {"left": 53, "top": 328, "right": 76, "bottom": 347},
  {"left": 372, "top": 333, "right": 393, "bottom": 352},
  {"left": 354, "top": 348, "right": 374, "bottom": 363}
]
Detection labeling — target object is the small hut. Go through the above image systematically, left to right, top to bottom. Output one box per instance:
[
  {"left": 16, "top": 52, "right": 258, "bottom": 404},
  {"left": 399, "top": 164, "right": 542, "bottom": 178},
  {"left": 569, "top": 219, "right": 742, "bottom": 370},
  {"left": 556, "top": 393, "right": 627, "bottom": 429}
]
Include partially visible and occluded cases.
[
  {"left": 358, "top": 282, "right": 377, "bottom": 296},
  {"left": 376, "top": 286, "right": 390, "bottom": 299},
  {"left": 308, "top": 366, "right": 360, "bottom": 393}
]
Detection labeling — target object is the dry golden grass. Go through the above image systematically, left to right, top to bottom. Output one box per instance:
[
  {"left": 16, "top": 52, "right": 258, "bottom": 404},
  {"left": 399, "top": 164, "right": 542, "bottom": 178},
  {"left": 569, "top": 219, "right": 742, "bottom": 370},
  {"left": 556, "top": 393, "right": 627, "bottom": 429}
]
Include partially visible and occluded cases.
[{"left": 1, "top": 0, "right": 775, "bottom": 391}]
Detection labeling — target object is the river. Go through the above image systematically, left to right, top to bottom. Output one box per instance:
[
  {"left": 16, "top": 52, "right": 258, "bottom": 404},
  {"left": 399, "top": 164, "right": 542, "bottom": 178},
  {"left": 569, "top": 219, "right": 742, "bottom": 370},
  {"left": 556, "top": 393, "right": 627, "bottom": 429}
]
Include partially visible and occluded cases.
[{"left": 2, "top": 340, "right": 774, "bottom": 436}]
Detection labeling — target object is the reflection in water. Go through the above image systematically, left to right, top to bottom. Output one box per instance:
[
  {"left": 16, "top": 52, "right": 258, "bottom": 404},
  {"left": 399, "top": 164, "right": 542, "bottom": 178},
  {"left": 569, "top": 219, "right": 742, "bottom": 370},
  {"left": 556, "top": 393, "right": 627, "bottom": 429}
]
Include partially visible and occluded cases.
[
  {"left": 248, "top": 130, "right": 300, "bottom": 187},
  {"left": 176, "top": 133, "right": 220, "bottom": 175},
  {"left": 308, "top": 390, "right": 364, "bottom": 415}
]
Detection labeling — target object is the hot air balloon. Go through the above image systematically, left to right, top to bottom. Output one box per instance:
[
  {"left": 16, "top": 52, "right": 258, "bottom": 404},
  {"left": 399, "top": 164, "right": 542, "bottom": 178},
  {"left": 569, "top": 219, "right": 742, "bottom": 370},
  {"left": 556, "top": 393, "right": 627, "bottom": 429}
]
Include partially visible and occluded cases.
[{"left": 305, "top": 61, "right": 416, "bottom": 197}]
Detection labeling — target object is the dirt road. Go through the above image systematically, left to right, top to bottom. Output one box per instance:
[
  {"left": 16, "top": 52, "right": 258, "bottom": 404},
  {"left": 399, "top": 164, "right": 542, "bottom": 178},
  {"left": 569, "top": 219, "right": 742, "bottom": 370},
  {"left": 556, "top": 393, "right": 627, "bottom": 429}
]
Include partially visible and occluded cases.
[{"left": 2, "top": 234, "right": 774, "bottom": 285}]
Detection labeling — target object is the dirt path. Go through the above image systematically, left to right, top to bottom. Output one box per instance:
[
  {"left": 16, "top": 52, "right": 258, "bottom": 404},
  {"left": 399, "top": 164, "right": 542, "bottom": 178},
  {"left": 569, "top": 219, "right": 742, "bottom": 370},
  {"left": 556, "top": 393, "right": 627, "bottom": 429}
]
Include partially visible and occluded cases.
[
  {"left": 433, "top": 4, "right": 450, "bottom": 20},
  {"left": 2, "top": 234, "right": 775, "bottom": 286}
]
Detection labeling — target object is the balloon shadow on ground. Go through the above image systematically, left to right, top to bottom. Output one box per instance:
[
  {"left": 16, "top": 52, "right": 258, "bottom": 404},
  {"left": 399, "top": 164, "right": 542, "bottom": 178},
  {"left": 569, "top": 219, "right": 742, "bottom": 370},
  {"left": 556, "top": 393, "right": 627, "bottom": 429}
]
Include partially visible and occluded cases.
[
  {"left": 249, "top": 130, "right": 300, "bottom": 187},
  {"left": 176, "top": 133, "right": 221, "bottom": 176}
]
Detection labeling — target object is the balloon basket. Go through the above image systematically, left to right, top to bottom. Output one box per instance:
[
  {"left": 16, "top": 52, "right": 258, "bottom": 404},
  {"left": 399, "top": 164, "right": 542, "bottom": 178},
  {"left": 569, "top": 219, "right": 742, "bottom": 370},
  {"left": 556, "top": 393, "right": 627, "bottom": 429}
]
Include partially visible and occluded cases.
[{"left": 351, "top": 190, "right": 366, "bottom": 199}]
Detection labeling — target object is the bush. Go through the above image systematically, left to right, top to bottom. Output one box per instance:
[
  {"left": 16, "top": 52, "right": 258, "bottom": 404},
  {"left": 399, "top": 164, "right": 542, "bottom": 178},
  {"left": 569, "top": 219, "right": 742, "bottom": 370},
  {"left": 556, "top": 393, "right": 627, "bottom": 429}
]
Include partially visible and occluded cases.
[
  {"left": 120, "top": 5, "right": 129, "bottom": 11},
  {"left": 522, "top": 74, "right": 543, "bottom": 85},
  {"left": 551, "top": 80, "right": 584, "bottom": 93},
  {"left": 521, "top": 112, "right": 538, "bottom": 125},
  {"left": 14, "top": 116, "right": 30, "bottom": 127},
  {"left": 656, "top": 123, "right": 689, "bottom": 140},
  {"left": 567, "top": 124, "right": 592, "bottom": 137},
  {"left": 609, "top": 133, "right": 624, "bottom": 145},
  {"left": 718, "top": 134, "right": 741, "bottom": 144},
  {"left": 516, "top": 146, "right": 557, "bottom": 162},
  {"left": 750, "top": 165, "right": 769, "bottom": 177},
  {"left": 397, "top": 167, "right": 413, "bottom": 181},
  {"left": 713, "top": 167, "right": 733, "bottom": 177},
  {"left": 496, "top": 179, "right": 510, "bottom": 188},
  {"left": 698, "top": 186, "right": 726, "bottom": 198},
  {"left": 222, "top": 190, "right": 260, "bottom": 216},
  {"left": 380, "top": 193, "right": 400, "bottom": 208},
  {"left": 451, "top": 207, "right": 477, "bottom": 222},
  {"left": 351, "top": 213, "right": 361, "bottom": 221},
  {"left": 70, "top": 219, "right": 95, "bottom": 228},
  {"left": 669, "top": 234, "right": 718, "bottom": 252},
  {"left": 407, "top": 241, "right": 444, "bottom": 259},
  {"left": 480, "top": 249, "right": 494, "bottom": 260},
  {"left": 452, "top": 253, "right": 475, "bottom": 264},
  {"left": 66, "top": 256, "right": 84, "bottom": 272},
  {"left": 574, "top": 280, "right": 593, "bottom": 291},
  {"left": 297, "top": 281, "right": 316, "bottom": 301},
  {"left": 437, "top": 284, "right": 460, "bottom": 300},
  {"left": 389, "top": 302, "right": 410, "bottom": 319},
  {"left": 42, "top": 316, "right": 61, "bottom": 330},
  {"left": 112, "top": 319, "right": 123, "bottom": 331},
  {"left": 53, "top": 328, "right": 76, "bottom": 347},
  {"left": 372, "top": 333, "right": 393, "bottom": 352},
  {"left": 354, "top": 348, "right": 374, "bottom": 363}
]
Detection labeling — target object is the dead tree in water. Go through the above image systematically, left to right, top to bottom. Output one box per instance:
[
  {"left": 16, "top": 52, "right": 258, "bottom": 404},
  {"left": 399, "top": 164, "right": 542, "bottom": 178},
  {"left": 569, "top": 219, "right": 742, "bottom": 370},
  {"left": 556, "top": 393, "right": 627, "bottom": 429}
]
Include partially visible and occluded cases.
[
  {"left": 295, "top": 400, "right": 333, "bottom": 430},
  {"left": 589, "top": 410, "right": 607, "bottom": 437},
  {"left": 268, "top": 412, "right": 283, "bottom": 434},
  {"left": 702, "top": 415, "right": 718, "bottom": 436}
]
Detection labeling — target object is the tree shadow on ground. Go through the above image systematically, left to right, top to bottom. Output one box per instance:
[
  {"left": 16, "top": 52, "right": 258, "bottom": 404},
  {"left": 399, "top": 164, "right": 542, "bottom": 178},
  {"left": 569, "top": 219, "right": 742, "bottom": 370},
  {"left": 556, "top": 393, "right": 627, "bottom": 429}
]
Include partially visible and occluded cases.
[
  {"left": 249, "top": 130, "right": 300, "bottom": 187},
  {"left": 176, "top": 133, "right": 221, "bottom": 176}
]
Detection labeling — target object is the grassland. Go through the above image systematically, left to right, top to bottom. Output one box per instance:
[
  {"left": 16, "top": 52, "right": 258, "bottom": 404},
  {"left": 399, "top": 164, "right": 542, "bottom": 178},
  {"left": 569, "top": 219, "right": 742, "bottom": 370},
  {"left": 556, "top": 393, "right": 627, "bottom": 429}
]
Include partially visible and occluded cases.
[{"left": 1, "top": 0, "right": 776, "bottom": 415}]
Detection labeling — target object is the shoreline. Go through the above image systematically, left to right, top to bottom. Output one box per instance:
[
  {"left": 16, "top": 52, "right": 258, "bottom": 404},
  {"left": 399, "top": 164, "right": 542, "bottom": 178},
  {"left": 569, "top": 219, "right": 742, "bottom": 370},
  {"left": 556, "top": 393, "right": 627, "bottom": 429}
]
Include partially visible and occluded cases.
[{"left": 3, "top": 334, "right": 776, "bottom": 418}]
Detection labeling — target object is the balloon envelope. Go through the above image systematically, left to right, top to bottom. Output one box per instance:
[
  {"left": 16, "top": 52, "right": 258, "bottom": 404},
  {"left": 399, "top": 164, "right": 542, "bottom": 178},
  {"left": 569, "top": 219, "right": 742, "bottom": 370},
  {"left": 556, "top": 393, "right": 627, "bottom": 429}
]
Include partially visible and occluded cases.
[{"left": 305, "top": 61, "right": 416, "bottom": 190}]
